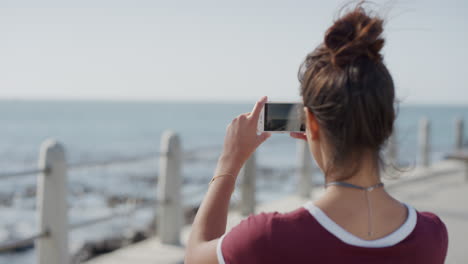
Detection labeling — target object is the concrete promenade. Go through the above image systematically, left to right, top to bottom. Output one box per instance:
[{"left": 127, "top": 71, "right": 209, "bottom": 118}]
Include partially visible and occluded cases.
[{"left": 85, "top": 160, "right": 467, "bottom": 264}]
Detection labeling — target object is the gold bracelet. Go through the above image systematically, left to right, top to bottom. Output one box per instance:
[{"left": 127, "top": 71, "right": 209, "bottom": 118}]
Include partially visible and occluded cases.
[{"left": 209, "top": 173, "right": 235, "bottom": 185}]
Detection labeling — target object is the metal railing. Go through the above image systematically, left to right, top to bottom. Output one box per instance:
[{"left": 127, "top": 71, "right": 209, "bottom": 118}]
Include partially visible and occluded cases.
[
  {"left": 0, "top": 117, "right": 465, "bottom": 264},
  {"left": 0, "top": 132, "right": 180, "bottom": 264},
  {"left": 0, "top": 155, "right": 162, "bottom": 253}
]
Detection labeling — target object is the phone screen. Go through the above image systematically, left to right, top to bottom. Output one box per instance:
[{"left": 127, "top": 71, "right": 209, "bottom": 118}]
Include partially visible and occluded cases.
[{"left": 264, "top": 103, "right": 305, "bottom": 132}]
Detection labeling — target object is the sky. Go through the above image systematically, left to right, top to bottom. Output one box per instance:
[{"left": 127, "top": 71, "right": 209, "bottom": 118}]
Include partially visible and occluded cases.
[{"left": 0, "top": 0, "right": 467, "bottom": 104}]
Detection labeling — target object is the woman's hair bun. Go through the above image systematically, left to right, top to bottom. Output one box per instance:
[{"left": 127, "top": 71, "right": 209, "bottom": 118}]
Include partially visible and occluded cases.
[{"left": 324, "top": 6, "right": 385, "bottom": 67}]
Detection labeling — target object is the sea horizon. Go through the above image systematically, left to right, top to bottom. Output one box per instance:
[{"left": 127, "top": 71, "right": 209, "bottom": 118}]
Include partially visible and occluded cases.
[{"left": 1, "top": 98, "right": 467, "bottom": 107}]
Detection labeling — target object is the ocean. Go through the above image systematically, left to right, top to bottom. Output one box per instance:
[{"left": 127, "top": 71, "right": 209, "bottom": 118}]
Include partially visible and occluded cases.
[{"left": 0, "top": 100, "right": 466, "bottom": 263}]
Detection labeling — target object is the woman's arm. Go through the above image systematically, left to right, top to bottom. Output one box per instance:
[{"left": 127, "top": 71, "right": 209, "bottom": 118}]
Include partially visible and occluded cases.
[{"left": 185, "top": 97, "right": 271, "bottom": 264}]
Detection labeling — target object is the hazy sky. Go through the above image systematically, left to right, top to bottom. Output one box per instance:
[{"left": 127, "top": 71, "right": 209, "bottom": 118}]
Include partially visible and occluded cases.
[{"left": 0, "top": 0, "right": 467, "bottom": 104}]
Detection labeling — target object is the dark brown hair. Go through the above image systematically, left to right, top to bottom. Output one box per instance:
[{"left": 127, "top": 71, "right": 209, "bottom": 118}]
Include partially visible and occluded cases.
[{"left": 299, "top": 4, "right": 395, "bottom": 180}]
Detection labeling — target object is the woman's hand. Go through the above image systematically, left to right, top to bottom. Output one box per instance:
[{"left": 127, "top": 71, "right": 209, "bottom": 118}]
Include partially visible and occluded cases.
[
  {"left": 216, "top": 96, "right": 271, "bottom": 176},
  {"left": 187, "top": 98, "right": 271, "bottom": 264}
]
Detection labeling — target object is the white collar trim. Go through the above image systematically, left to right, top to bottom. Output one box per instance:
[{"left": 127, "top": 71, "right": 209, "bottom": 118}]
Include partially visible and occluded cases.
[
  {"left": 303, "top": 202, "right": 417, "bottom": 248},
  {"left": 217, "top": 233, "right": 227, "bottom": 264}
]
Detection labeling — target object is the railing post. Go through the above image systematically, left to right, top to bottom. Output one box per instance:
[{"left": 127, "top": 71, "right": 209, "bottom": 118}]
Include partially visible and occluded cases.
[
  {"left": 418, "top": 118, "right": 431, "bottom": 167},
  {"left": 455, "top": 118, "right": 464, "bottom": 151},
  {"left": 387, "top": 129, "right": 398, "bottom": 165},
  {"left": 157, "top": 131, "right": 182, "bottom": 245},
  {"left": 36, "top": 139, "right": 69, "bottom": 264},
  {"left": 297, "top": 140, "right": 313, "bottom": 198},
  {"left": 240, "top": 152, "right": 256, "bottom": 216},
  {"left": 464, "top": 161, "right": 468, "bottom": 182}
]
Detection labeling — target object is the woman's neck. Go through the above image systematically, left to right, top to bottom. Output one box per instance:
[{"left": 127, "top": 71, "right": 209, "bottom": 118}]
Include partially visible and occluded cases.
[
  {"left": 320, "top": 158, "right": 388, "bottom": 202},
  {"left": 326, "top": 160, "right": 381, "bottom": 187},
  {"left": 316, "top": 169, "right": 394, "bottom": 220}
]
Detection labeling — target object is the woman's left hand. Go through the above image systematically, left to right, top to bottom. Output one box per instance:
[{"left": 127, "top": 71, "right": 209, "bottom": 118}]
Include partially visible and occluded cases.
[{"left": 216, "top": 96, "right": 271, "bottom": 176}]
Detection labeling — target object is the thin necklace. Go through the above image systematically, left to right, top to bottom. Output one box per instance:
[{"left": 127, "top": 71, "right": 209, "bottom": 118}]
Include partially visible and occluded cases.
[{"left": 324, "top": 181, "right": 384, "bottom": 237}]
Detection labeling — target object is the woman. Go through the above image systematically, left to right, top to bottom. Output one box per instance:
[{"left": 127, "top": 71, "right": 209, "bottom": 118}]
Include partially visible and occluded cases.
[{"left": 186, "top": 5, "right": 448, "bottom": 264}]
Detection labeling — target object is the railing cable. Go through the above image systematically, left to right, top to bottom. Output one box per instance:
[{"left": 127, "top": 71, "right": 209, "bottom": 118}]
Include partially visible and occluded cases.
[
  {"left": 68, "top": 153, "right": 160, "bottom": 170},
  {"left": 0, "top": 168, "right": 46, "bottom": 179},
  {"left": 69, "top": 202, "right": 154, "bottom": 231},
  {"left": 0, "top": 229, "right": 49, "bottom": 252}
]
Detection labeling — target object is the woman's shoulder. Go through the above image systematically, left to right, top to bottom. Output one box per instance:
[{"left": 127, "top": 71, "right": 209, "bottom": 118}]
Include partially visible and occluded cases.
[
  {"left": 223, "top": 206, "right": 313, "bottom": 243},
  {"left": 229, "top": 206, "right": 312, "bottom": 234},
  {"left": 236, "top": 206, "right": 312, "bottom": 224},
  {"left": 248, "top": 206, "right": 316, "bottom": 232},
  {"left": 219, "top": 207, "right": 314, "bottom": 263},
  {"left": 219, "top": 208, "right": 310, "bottom": 264},
  {"left": 412, "top": 210, "right": 448, "bottom": 259},
  {"left": 415, "top": 210, "right": 448, "bottom": 238},
  {"left": 415, "top": 210, "right": 447, "bottom": 233},
  {"left": 417, "top": 211, "right": 445, "bottom": 224}
]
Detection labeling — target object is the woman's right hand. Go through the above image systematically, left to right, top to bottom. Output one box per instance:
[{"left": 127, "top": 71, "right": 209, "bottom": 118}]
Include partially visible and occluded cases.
[{"left": 216, "top": 97, "right": 271, "bottom": 177}]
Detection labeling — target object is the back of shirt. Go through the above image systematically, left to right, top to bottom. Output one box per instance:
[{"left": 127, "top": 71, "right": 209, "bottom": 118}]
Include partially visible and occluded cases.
[{"left": 217, "top": 203, "right": 448, "bottom": 264}]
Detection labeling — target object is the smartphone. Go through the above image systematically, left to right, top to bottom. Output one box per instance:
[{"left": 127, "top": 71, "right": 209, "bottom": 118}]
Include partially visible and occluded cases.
[{"left": 257, "top": 102, "right": 305, "bottom": 133}]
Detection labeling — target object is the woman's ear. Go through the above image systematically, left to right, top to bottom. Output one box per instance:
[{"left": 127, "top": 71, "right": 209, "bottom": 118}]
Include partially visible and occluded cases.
[{"left": 304, "top": 107, "right": 320, "bottom": 140}]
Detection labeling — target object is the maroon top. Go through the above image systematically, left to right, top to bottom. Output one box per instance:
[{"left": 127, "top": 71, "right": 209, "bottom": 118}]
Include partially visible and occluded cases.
[{"left": 218, "top": 204, "right": 448, "bottom": 264}]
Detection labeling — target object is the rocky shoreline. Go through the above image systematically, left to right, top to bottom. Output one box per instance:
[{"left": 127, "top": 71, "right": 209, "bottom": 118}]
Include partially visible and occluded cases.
[
  {"left": 0, "top": 206, "right": 198, "bottom": 263},
  {"left": 71, "top": 206, "right": 198, "bottom": 264}
]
